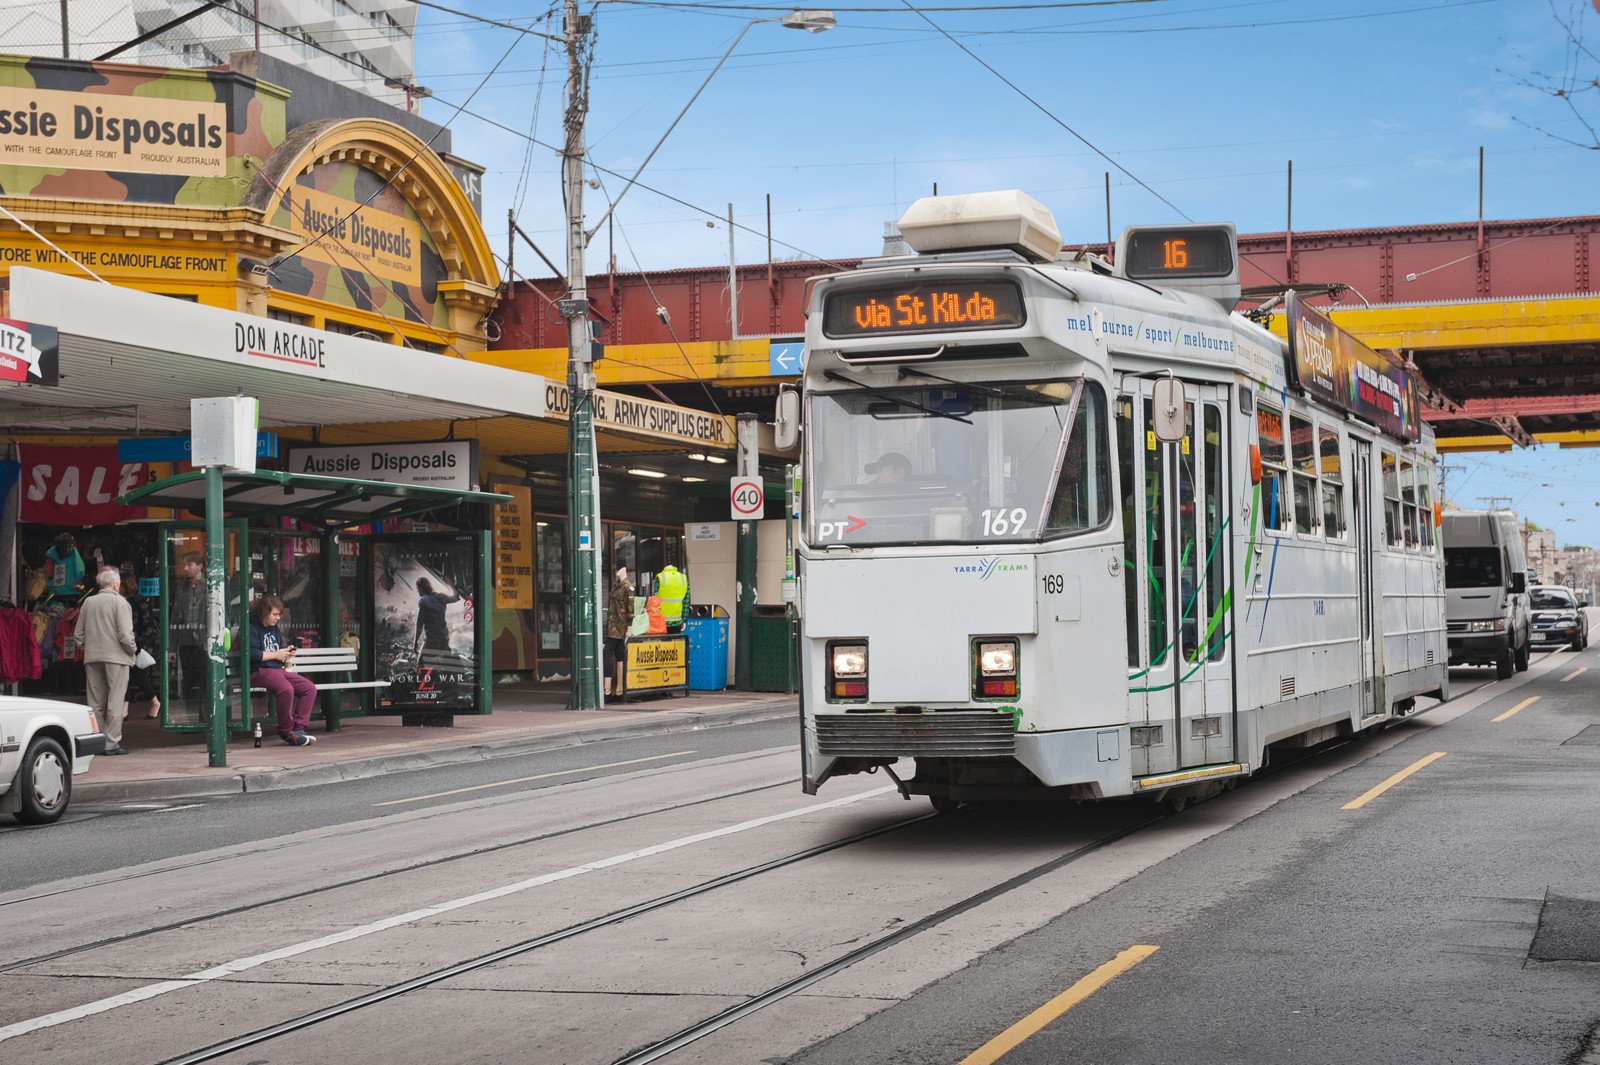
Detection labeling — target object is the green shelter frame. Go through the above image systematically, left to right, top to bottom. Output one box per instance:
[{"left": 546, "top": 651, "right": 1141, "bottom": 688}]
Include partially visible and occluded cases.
[{"left": 120, "top": 470, "right": 511, "bottom": 746}]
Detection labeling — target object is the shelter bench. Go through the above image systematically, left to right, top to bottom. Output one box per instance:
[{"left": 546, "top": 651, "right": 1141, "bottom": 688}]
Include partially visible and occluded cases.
[{"left": 231, "top": 646, "right": 390, "bottom": 717}]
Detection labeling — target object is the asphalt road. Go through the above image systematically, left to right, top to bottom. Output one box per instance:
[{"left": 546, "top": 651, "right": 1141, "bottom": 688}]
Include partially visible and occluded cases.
[
  {"left": 790, "top": 647, "right": 1600, "bottom": 1065},
  {"left": 0, "top": 648, "right": 1593, "bottom": 1064},
  {"left": 0, "top": 716, "right": 798, "bottom": 892}
]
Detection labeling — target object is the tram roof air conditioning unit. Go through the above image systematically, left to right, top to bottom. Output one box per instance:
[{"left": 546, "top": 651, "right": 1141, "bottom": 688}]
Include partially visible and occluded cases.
[{"left": 896, "top": 190, "right": 1063, "bottom": 265}]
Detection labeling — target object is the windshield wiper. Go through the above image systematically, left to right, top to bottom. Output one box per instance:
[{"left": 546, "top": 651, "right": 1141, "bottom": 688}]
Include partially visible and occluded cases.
[
  {"left": 896, "top": 367, "right": 1065, "bottom": 407},
  {"left": 822, "top": 370, "right": 973, "bottom": 424}
]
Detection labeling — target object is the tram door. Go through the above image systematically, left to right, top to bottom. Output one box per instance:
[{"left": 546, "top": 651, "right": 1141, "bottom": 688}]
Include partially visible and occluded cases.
[
  {"left": 1121, "top": 381, "right": 1235, "bottom": 776},
  {"left": 1349, "top": 440, "right": 1381, "bottom": 715}
]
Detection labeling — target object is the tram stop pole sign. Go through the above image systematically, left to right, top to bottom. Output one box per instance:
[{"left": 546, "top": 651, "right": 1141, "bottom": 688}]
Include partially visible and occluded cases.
[{"left": 731, "top": 476, "right": 764, "bottom": 520}]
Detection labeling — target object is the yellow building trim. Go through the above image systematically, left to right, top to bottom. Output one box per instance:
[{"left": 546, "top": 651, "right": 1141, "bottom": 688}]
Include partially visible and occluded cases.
[
  {"left": 1265, "top": 294, "right": 1600, "bottom": 350},
  {"left": 475, "top": 339, "right": 774, "bottom": 385},
  {"left": 1434, "top": 430, "right": 1600, "bottom": 453}
]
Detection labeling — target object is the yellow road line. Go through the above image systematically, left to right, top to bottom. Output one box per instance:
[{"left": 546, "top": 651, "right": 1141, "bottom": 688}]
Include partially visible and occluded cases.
[
  {"left": 1562, "top": 667, "right": 1588, "bottom": 683},
  {"left": 1493, "top": 697, "right": 1540, "bottom": 723},
  {"left": 373, "top": 751, "right": 696, "bottom": 807},
  {"left": 1342, "top": 752, "right": 1446, "bottom": 810},
  {"left": 959, "top": 945, "right": 1159, "bottom": 1065}
]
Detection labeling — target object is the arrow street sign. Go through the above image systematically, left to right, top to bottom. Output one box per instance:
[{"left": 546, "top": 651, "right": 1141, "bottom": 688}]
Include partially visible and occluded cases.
[{"left": 769, "top": 342, "right": 805, "bottom": 376}]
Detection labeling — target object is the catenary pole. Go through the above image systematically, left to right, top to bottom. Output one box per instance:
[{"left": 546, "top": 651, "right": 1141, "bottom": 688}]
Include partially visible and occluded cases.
[
  {"left": 563, "top": 0, "right": 602, "bottom": 710},
  {"left": 735, "top": 414, "right": 759, "bottom": 690},
  {"left": 204, "top": 465, "right": 227, "bottom": 766}
]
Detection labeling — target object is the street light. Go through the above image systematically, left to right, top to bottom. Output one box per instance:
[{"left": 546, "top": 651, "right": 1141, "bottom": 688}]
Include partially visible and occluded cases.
[{"left": 559, "top": 6, "right": 834, "bottom": 711}]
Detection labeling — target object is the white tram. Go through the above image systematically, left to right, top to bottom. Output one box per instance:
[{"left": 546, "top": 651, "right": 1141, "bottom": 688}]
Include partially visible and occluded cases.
[{"left": 794, "top": 191, "right": 1448, "bottom": 809}]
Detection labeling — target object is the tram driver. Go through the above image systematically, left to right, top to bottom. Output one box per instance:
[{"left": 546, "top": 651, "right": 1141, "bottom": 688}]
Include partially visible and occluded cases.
[{"left": 865, "top": 452, "right": 912, "bottom": 485}]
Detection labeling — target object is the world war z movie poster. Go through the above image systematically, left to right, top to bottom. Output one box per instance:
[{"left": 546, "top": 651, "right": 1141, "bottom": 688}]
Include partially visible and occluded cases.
[{"left": 371, "top": 536, "right": 478, "bottom": 712}]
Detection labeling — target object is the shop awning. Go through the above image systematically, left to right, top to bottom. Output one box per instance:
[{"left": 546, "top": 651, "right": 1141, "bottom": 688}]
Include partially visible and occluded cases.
[
  {"left": 2, "top": 268, "right": 544, "bottom": 433},
  {"left": 119, "top": 469, "right": 512, "bottom": 527}
]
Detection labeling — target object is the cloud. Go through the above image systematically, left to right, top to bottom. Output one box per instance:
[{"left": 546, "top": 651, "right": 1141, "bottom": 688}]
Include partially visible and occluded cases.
[{"left": 1469, "top": 106, "right": 1516, "bottom": 131}]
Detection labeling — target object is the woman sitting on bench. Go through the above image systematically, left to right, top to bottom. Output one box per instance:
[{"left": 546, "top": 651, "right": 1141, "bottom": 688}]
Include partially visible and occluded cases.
[{"left": 249, "top": 594, "right": 319, "bottom": 747}]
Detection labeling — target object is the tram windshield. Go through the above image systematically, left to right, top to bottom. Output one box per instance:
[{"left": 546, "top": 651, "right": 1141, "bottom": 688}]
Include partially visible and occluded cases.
[{"left": 807, "top": 378, "right": 1109, "bottom": 546}]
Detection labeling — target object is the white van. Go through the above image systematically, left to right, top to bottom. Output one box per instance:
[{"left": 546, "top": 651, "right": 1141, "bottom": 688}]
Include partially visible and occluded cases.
[
  {"left": 1442, "top": 510, "right": 1531, "bottom": 679},
  {"left": 0, "top": 696, "right": 107, "bottom": 824}
]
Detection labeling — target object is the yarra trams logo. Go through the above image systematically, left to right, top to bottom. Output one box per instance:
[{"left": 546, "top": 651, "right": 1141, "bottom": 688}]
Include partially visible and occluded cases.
[{"left": 952, "top": 558, "right": 1030, "bottom": 581}]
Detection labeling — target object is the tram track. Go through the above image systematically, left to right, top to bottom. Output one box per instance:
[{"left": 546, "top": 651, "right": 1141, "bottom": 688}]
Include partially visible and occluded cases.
[
  {"left": 9, "top": 666, "right": 1549, "bottom": 1062},
  {"left": 144, "top": 693, "right": 1512, "bottom": 1064},
  {"left": 0, "top": 744, "right": 803, "bottom": 908},
  {"left": 0, "top": 772, "right": 802, "bottom": 974},
  {"left": 156, "top": 809, "right": 939, "bottom": 1065}
]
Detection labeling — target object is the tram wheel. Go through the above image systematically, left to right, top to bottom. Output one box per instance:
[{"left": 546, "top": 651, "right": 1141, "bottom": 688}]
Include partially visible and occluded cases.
[{"left": 929, "top": 795, "right": 961, "bottom": 814}]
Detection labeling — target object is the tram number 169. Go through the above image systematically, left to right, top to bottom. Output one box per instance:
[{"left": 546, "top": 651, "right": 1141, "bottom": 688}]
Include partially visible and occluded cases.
[{"left": 981, "top": 508, "right": 1027, "bottom": 536}]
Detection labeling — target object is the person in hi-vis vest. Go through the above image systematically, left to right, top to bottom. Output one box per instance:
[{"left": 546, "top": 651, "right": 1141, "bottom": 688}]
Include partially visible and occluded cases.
[{"left": 655, "top": 565, "right": 688, "bottom": 630}]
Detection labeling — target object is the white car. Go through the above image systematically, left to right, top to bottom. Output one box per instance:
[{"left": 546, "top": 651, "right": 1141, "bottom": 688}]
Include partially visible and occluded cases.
[{"left": 0, "top": 696, "right": 108, "bottom": 824}]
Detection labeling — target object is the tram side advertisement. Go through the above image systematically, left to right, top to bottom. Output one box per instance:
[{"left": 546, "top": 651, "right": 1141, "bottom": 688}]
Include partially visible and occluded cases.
[
  {"left": 1286, "top": 290, "right": 1420, "bottom": 440},
  {"left": 371, "top": 535, "right": 479, "bottom": 713}
]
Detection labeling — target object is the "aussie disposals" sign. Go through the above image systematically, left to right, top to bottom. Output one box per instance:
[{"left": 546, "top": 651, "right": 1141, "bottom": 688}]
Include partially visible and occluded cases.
[
  {"left": 0, "top": 86, "right": 226, "bottom": 175},
  {"left": 287, "top": 441, "right": 479, "bottom": 492}
]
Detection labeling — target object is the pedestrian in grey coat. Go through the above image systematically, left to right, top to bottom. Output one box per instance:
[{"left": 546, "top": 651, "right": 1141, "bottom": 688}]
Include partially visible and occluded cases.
[{"left": 80, "top": 568, "right": 136, "bottom": 755}]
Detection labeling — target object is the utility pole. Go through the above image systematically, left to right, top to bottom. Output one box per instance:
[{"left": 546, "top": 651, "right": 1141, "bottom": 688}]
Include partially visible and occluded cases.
[
  {"left": 562, "top": 0, "right": 602, "bottom": 710},
  {"left": 735, "top": 414, "right": 759, "bottom": 690},
  {"left": 1439, "top": 463, "right": 1467, "bottom": 504},
  {"left": 1476, "top": 496, "right": 1513, "bottom": 511}
]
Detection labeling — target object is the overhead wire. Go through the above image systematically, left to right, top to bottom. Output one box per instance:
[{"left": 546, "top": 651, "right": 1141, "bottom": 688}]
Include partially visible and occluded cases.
[
  {"left": 897, "top": 0, "right": 1192, "bottom": 222},
  {"left": 435, "top": 88, "right": 855, "bottom": 270},
  {"left": 590, "top": 167, "right": 730, "bottom": 415}
]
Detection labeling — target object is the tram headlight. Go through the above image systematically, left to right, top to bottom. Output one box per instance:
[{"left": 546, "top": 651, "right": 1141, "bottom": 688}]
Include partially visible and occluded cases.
[
  {"left": 973, "top": 639, "right": 1019, "bottom": 699},
  {"left": 827, "top": 641, "right": 868, "bottom": 701},
  {"left": 978, "top": 642, "right": 1017, "bottom": 676},
  {"left": 831, "top": 644, "right": 868, "bottom": 676}
]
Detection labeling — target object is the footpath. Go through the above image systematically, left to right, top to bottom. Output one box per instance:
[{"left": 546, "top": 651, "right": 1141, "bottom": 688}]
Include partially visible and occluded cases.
[{"left": 76, "top": 682, "right": 797, "bottom": 804}]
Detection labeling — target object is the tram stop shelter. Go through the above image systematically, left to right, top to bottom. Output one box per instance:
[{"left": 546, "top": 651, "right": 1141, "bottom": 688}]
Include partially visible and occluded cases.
[{"left": 119, "top": 470, "right": 512, "bottom": 757}]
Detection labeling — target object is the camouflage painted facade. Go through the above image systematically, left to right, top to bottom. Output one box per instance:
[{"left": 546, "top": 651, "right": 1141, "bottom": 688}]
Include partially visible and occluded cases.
[
  {"left": 0, "top": 53, "right": 496, "bottom": 344},
  {"left": 0, "top": 55, "right": 286, "bottom": 207},
  {"left": 267, "top": 161, "right": 451, "bottom": 328}
]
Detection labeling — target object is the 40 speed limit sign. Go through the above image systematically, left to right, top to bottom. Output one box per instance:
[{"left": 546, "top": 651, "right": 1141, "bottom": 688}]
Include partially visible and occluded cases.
[{"left": 730, "top": 476, "right": 764, "bottom": 519}]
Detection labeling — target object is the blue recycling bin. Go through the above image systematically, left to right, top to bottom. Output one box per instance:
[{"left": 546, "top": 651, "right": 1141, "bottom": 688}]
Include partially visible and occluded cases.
[{"left": 683, "top": 611, "right": 729, "bottom": 691}]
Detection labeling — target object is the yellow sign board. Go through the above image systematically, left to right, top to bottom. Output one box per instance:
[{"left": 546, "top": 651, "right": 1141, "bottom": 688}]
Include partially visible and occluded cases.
[
  {"left": 0, "top": 85, "right": 226, "bottom": 175},
  {"left": 286, "top": 184, "right": 424, "bottom": 287},
  {"left": 0, "top": 235, "right": 231, "bottom": 280},
  {"left": 493, "top": 483, "right": 534, "bottom": 610},
  {"left": 625, "top": 633, "right": 688, "bottom": 692}
]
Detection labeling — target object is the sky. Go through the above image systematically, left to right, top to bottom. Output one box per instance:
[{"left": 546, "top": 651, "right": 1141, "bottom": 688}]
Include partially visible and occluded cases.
[{"left": 398, "top": 0, "right": 1599, "bottom": 546}]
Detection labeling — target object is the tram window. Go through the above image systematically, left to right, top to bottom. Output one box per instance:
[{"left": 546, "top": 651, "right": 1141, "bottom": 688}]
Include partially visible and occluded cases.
[
  {"left": 1044, "top": 383, "right": 1111, "bottom": 536},
  {"left": 1118, "top": 396, "right": 1139, "bottom": 669},
  {"left": 1143, "top": 398, "right": 1169, "bottom": 667},
  {"left": 1177, "top": 403, "right": 1199, "bottom": 664},
  {"left": 1256, "top": 404, "right": 1288, "bottom": 532},
  {"left": 1204, "top": 405, "right": 1226, "bottom": 663},
  {"left": 1289, "top": 414, "right": 1317, "bottom": 535},
  {"left": 1318, "top": 424, "right": 1346, "bottom": 540},
  {"left": 1382, "top": 451, "right": 1403, "bottom": 547},
  {"left": 1400, "top": 459, "right": 1418, "bottom": 549},
  {"left": 1417, "top": 465, "right": 1435, "bottom": 548}
]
